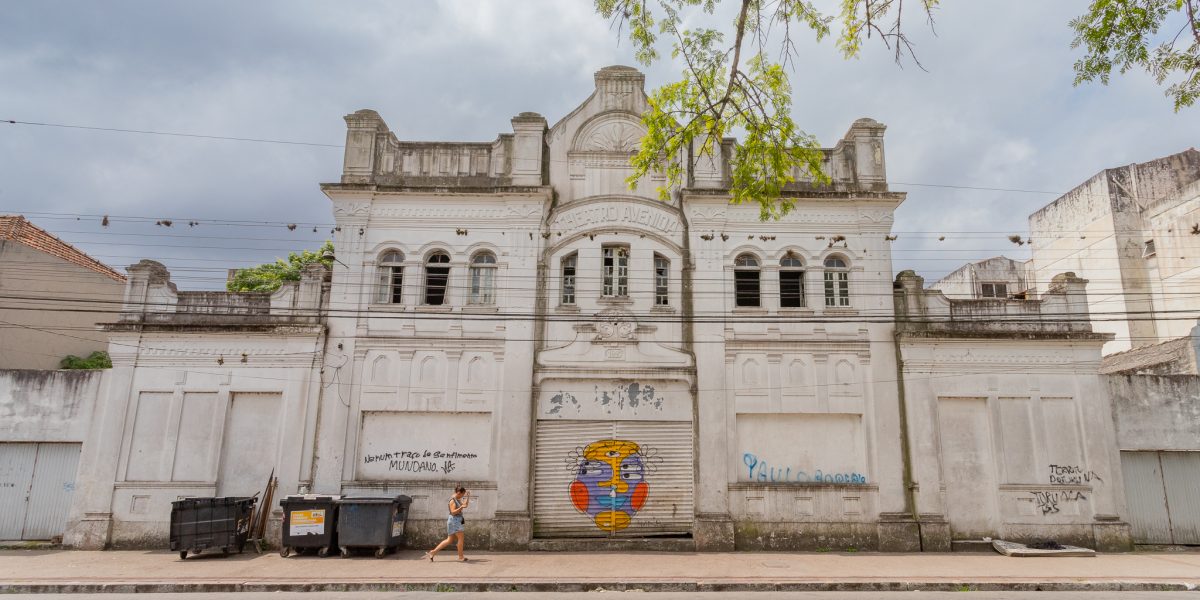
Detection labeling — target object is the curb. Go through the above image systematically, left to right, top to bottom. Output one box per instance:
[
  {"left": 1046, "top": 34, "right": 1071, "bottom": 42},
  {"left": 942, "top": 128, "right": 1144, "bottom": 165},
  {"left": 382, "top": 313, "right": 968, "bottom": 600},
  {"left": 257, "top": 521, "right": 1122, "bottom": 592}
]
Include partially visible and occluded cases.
[{"left": 2, "top": 580, "right": 1197, "bottom": 594}]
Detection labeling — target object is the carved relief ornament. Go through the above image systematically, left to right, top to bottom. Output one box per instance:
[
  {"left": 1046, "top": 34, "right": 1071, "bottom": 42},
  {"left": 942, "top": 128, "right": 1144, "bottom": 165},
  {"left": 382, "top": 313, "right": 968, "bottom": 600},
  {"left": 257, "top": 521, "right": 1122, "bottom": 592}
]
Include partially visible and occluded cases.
[
  {"left": 333, "top": 202, "right": 371, "bottom": 217},
  {"left": 594, "top": 308, "right": 638, "bottom": 342}
]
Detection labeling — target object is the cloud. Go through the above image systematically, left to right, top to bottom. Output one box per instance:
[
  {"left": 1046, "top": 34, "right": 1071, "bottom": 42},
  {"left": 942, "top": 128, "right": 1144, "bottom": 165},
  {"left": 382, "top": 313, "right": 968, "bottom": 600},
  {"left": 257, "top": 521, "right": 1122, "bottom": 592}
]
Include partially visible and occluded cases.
[{"left": 1, "top": 0, "right": 1197, "bottom": 289}]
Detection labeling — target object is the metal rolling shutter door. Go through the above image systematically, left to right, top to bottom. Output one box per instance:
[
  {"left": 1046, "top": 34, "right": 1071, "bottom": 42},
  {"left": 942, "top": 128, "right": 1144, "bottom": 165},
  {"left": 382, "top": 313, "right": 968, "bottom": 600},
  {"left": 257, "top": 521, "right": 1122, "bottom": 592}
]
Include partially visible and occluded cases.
[
  {"left": 533, "top": 420, "right": 694, "bottom": 538},
  {"left": 22, "top": 443, "right": 82, "bottom": 540},
  {"left": 0, "top": 444, "right": 37, "bottom": 540},
  {"left": 1121, "top": 450, "right": 1172, "bottom": 544},
  {"left": 1160, "top": 452, "right": 1200, "bottom": 545}
]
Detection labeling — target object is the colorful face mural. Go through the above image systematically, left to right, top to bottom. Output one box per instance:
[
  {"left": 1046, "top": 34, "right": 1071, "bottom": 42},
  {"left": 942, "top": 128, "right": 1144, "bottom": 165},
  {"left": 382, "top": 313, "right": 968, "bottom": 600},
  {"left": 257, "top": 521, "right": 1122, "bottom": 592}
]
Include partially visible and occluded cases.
[{"left": 568, "top": 439, "right": 649, "bottom": 531}]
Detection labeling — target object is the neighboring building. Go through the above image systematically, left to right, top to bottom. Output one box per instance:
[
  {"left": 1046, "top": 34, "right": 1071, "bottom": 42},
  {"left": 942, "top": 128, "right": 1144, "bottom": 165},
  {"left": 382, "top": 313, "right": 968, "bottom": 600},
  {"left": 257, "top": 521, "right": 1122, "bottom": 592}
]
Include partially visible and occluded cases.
[
  {"left": 63, "top": 66, "right": 1133, "bottom": 552},
  {"left": 1027, "top": 149, "right": 1200, "bottom": 355},
  {"left": 0, "top": 215, "right": 126, "bottom": 369},
  {"left": 929, "top": 256, "right": 1029, "bottom": 299},
  {"left": 63, "top": 260, "right": 327, "bottom": 549},
  {"left": 896, "top": 271, "right": 1127, "bottom": 550},
  {"left": 1100, "top": 320, "right": 1200, "bottom": 376},
  {"left": 0, "top": 369, "right": 103, "bottom": 542},
  {"left": 1106, "top": 374, "right": 1200, "bottom": 545}
]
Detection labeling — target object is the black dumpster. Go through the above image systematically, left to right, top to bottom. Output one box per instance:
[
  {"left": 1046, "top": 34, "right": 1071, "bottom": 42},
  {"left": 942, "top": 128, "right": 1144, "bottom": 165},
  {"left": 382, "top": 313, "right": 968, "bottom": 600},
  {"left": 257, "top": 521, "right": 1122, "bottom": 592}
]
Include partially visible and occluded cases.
[
  {"left": 279, "top": 494, "right": 339, "bottom": 557},
  {"left": 336, "top": 495, "right": 413, "bottom": 558},
  {"left": 170, "top": 496, "right": 256, "bottom": 559}
]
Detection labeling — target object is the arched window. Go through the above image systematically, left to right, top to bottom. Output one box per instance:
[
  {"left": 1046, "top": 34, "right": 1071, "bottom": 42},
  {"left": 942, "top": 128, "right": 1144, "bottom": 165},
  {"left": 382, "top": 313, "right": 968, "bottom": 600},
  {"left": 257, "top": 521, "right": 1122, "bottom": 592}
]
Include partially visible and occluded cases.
[
  {"left": 602, "top": 245, "right": 629, "bottom": 297},
  {"left": 376, "top": 250, "right": 405, "bottom": 304},
  {"left": 424, "top": 251, "right": 451, "bottom": 305},
  {"left": 468, "top": 251, "right": 497, "bottom": 305},
  {"left": 561, "top": 253, "right": 577, "bottom": 305},
  {"left": 734, "top": 253, "right": 761, "bottom": 307},
  {"left": 654, "top": 254, "right": 670, "bottom": 306},
  {"left": 779, "top": 254, "right": 805, "bottom": 308},
  {"left": 824, "top": 255, "right": 850, "bottom": 307}
]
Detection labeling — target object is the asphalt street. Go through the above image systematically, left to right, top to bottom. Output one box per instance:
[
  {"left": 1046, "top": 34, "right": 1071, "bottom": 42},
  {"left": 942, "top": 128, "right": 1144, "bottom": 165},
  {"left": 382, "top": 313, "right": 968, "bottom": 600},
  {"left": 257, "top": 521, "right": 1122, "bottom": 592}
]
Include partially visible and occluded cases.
[{"left": 7, "top": 593, "right": 1199, "bottom": 600}]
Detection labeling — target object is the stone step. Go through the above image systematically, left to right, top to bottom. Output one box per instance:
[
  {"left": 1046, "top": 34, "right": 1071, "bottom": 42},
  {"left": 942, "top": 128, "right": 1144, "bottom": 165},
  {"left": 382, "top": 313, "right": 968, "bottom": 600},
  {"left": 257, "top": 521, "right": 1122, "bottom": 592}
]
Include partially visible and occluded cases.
[
  {"left": 529, "top": 537, "right": 696, "bottom": 552},
  {"left": 951, "top": 539, "right": 997, "bottom": 553}
]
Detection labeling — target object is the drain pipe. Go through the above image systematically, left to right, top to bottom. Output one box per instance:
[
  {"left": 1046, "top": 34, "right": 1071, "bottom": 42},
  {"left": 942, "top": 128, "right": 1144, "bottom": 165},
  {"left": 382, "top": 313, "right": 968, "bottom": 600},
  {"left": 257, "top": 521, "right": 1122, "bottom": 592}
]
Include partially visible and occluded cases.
[{"left": 892, "top": 278, "right": 922, "bottom": 550}]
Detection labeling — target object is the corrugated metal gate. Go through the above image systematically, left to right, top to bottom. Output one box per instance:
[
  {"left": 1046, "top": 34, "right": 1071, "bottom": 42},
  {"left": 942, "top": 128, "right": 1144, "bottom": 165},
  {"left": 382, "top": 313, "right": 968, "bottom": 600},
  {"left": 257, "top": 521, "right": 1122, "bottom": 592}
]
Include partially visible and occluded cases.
[
  {"left": 533, "top": 420, "right": 693, "bottom": 537},
  {"left": 0, "top": 443, "right": 82, "bottom": 540},
  {"left": 1121, "top": 451, "right": 1200, "bottom": 545}
]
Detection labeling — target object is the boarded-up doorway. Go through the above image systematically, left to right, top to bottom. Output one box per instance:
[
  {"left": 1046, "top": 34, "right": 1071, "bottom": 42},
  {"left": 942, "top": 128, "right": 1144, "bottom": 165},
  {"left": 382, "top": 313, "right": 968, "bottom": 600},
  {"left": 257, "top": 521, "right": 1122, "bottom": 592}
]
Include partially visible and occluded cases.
[
  {"left": 217, "top": 392, "right": 282, "bottom": 497},
  {"left": 937, "top": 397, "right": 999, "bottom": 539}
]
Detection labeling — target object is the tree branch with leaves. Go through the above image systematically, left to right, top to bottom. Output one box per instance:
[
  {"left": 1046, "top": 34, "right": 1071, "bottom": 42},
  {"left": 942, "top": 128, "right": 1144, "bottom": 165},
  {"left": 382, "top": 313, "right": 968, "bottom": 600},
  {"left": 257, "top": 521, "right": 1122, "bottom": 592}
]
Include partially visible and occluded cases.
[
  {"left": 595, "top": 0, "right": 938, "bottom": 219},
  {"left": 1071, "top": 0, "right": 1200, "bottom": 111}
]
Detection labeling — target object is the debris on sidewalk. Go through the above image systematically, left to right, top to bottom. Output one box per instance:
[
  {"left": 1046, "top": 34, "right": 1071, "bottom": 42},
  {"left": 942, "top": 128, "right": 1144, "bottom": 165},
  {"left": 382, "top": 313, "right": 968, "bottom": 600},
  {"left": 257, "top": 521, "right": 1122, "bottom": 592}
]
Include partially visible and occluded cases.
[{"left": 992, "top": 539, "right": 1096, "bottom": 557}]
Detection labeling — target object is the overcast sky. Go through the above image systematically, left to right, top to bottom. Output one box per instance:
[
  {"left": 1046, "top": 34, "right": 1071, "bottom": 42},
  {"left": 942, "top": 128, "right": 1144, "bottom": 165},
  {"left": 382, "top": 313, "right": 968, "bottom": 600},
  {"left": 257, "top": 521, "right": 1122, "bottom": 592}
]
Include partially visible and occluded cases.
[{"left": 1, "top": 0, "right": 1197, "bottom": 290}]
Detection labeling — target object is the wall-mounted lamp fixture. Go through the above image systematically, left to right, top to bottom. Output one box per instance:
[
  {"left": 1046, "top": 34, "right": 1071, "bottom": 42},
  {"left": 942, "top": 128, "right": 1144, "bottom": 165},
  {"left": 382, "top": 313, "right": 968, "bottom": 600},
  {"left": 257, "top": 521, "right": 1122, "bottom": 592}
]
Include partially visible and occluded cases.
[{"left": 321, "top": 250, "right": 349, "bottom": 267}]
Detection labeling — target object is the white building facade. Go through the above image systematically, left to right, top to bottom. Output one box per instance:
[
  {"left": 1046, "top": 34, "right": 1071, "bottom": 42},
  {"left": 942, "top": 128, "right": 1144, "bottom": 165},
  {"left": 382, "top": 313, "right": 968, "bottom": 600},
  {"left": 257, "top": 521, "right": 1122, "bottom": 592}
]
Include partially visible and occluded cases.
[
  {"left": 62, "top": 66, "right": 1133, "bottom": 552},
  {"left": 1028, "top": 149, "right": 1200, "bottom": 354}
]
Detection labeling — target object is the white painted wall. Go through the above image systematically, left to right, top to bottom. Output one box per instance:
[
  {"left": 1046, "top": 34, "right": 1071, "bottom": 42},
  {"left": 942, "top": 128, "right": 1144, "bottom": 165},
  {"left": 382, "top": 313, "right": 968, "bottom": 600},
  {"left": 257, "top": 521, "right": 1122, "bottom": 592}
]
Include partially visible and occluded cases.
[{"left": 0, "top": 370, "right": 103, "bottom": 442}]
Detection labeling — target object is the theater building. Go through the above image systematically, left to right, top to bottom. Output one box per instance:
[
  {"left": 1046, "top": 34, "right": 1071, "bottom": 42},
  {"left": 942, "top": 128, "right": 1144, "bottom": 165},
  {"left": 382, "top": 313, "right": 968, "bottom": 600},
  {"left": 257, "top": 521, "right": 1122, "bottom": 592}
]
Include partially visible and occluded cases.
[{"left": 64, "top": 66, "right": 1132, "bottom": 552}]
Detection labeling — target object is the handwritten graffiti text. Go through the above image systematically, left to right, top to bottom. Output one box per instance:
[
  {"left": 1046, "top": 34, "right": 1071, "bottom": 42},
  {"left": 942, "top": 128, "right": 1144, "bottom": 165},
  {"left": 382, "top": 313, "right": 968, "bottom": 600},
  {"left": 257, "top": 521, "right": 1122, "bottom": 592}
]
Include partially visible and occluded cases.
[
  {"left": 363, "top": 449, "right": 479, "bottom": 475},
  {"left": 743, "top": 453, "right": 867, "bottom": 484},
  {"left": 1048, "top": 464, "right": 1103, "bottom": 485},
  {"left": 1032, "top": 490, "right": 1087, "bottom": 515}
]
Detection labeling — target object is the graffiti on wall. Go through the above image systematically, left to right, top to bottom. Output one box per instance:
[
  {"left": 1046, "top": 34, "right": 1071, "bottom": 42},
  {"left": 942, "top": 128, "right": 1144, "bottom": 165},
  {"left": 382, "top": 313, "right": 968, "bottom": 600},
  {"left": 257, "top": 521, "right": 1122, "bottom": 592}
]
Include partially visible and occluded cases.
[
  {"left": 546, "top": 382, "right": 664, "bottom": 417},
  {"left": 565, "top": 439, "right": 660, "bottom": 531},
  {"left": 362, "top": 449, "right": 480, "bottom": 476},
  {"left": 743, "top": 453, "right": 868, "bottom": 484},
  {"left": 1048, "top": 464, "right": 1103, "bottom": 485},
  {"left": 1031, "top": 489, "right": 1087, "bottom": 515}
]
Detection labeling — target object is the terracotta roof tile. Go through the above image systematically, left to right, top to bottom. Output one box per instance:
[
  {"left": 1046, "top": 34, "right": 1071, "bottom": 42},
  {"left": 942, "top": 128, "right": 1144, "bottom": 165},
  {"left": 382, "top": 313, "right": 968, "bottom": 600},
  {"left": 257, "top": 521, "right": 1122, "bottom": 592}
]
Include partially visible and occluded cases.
[{"left": 0, "top": 215, "right": 126, "bottom": 282}]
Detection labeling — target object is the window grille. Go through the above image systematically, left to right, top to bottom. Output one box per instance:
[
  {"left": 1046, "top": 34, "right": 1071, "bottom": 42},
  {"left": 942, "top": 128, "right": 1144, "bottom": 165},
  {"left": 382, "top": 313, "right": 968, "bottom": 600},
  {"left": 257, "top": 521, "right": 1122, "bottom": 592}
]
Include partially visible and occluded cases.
[
  {"left": 602, "top": 246, "right": 629, "bottom": 297},
  {"left": 376, "top": 250, "right": 404, "bottom": 304},
  {"left": 468, "top": 251, "right": 496, "bottom": 305},
  {"left": 424, "top": 252, "right": 451, "bottom": 305},
  {"left": 561, "top": 253, "right": 577, "bottom": 305},
  {"left": 654, "top": 254, "right": 670, "bottom": 306},
  {"left": 734, "top": 254, "right": 761, "bottom": 307},
  {"left": 779, "top": 254, "right": 805, "bottom": 308},
  {"left": 823, "top": 256, "right": 850, "bottom": 307}
]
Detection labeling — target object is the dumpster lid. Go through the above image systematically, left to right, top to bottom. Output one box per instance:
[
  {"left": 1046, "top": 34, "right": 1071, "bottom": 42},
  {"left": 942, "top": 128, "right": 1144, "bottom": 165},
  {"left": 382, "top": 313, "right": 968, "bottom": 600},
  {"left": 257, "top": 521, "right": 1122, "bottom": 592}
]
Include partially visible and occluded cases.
[
  {"left": 281, "top": 494, "right": 341, "bottom": 501},
  {"left": 172, "top": 495, "right": 256, "bottom": 505},
  {"left": 338, "top": 495, "right": 409, "bottom": 504}
]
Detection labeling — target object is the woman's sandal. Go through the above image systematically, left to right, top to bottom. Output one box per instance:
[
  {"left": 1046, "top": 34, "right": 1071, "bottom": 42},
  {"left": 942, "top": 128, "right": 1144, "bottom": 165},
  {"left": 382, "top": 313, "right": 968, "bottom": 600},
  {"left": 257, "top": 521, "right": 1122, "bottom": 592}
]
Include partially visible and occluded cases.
[
  {"left": 422, "top": 552, "right": 434, "bottom": 561},
  {"left": 457, "top": 557, "right": 468, "bottom": 562}
]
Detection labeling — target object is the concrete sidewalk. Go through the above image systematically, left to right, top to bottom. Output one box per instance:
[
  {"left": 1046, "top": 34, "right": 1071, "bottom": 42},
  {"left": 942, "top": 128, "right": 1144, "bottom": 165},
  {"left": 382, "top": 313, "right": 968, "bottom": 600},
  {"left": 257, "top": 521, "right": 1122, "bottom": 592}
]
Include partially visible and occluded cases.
[{"left": 0, "top": 549, "right": 1197, "bottom": 593}]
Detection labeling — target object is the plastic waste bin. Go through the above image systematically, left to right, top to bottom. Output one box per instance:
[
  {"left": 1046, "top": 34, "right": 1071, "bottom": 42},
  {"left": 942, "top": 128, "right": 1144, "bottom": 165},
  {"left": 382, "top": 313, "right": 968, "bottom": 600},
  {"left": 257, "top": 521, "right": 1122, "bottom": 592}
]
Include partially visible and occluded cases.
[
  {"left": 279, "top": 494, "right": 339, "bottom": 557},
  {"left": 336, "top": 495, "right": 413, "bottom": 558},
  {"left": 170, "top": 496, "right": 257, "bottom": 559}
]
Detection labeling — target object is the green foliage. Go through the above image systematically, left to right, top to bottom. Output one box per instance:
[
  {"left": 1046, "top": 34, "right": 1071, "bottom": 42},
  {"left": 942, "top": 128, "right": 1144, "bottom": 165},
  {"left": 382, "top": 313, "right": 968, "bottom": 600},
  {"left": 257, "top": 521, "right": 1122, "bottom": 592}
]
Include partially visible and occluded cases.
[
  {"left": 1070, "top": 0, "right": 1200, "bottom": 111},
  {"left": 595, "top": 1, "right": 937, "bottom": 220},
  {"left": 226, "top": 241, "right": 334, "bottom": 293},
  {"left": 60, "top": 351, "right": 112, "bottom": 370}
]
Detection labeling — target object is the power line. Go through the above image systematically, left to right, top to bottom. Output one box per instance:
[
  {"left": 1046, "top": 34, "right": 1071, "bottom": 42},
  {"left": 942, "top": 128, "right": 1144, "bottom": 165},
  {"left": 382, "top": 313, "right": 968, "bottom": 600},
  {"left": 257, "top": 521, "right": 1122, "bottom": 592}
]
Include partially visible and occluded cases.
[
  {"left": 2, "top": 119, "right": 343, "bottom": 148},
  {"left": 7, "top": 120, "right": 1198, "bottom": 202},
  {"left": 10, "top": 209, "right": 1197, "bottom": 236},
  {"left": 3, "top": 292, "right": 1198, "bottom": 325},
  {"left": 0, "top": 319, "right": 1130, "bottom": 395}
]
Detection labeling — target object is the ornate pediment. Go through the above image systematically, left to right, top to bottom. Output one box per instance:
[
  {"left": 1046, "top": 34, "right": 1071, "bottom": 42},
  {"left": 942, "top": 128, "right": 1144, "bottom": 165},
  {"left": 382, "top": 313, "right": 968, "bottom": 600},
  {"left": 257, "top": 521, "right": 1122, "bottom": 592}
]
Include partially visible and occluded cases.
[
  {"left": 572, "top": 113, "right": 646, "bottom": 154},
  {"left": 583, "top": 122, "right": 640, "bottom": 153}
]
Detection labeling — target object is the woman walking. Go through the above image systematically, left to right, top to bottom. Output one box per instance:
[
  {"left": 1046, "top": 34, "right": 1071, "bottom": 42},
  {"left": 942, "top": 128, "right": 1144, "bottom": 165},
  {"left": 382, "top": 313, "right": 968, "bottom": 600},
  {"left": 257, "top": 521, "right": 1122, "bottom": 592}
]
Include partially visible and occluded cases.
[{"left": 423, "top": 485, "right": 470, "bottom": 561}]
